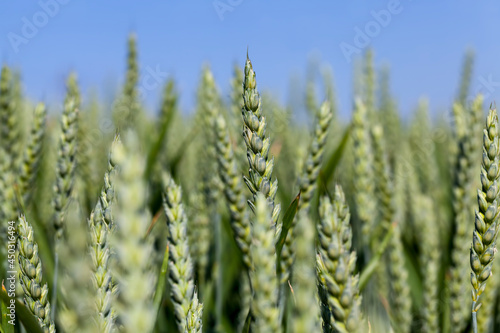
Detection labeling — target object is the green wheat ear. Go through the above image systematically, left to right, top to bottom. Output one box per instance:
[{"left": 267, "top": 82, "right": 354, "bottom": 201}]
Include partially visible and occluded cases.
[
  {"left": 241, "top": 54, "right": 280, "bottom": 225},
  {"left": 0, "top": 64, "right": 20, "bottom": 164},
  {"left": 280, "top": 100, "right": 333, "bottom": 285},
  {"left": 18, "top": 102, "right": 46, "bottom": 206},
  {"left": 471, "top": 105, "right": 500, "bottom": 332},
  {"left": 214, "top": 114, "right": 251, "bottom": 269},
  {"left": 110, "top": 131, "right": 157, "bottom": 333},
  {"left": 88, "top": 135, "right": 121, "bottom": 332},
  {"left": 162, "top": 173, "right": 203, "bottom": 333},
  {"left": 317, "top": 186, "right": 363, "bottom": 333},
  {"left": 251, "top": 193, "right": 280, "bottom": 333},
  {"left": 17, "top": 215, "right": 56, "bottom": 333}
]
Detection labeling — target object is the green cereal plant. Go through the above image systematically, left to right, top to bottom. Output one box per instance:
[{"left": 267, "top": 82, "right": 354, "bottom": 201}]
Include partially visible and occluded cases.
[
  {"left": 113, "top": 34, "right": 140, "bottom": 130},
  {"left": 364, "top": 49, "right": 375, "bottom": 120},
  {"left": 456, "top": 49, "right": 474, "bottom": 107},
  {"left": 241, "top": 55, "right": 281, "bottom": 226},
  {"left": 230, "top": 63, "right": 244, "bottom": 137},
  {"left": 0, "top": 65, "right": 20, "bottom": 164},
  {"left": 197, "top": 66, "right": 223, "bottom": 203},
  {"left": 322, "top": 66, "right": 337, "bottom": 124},
  {"left": 378, "top": 66, "right": 400, "bottom": 165},
  {"left": 67, "top": 72, "right": 81, "bottom": 109},
  {"left": 305, "top": 78, "right": 318, "bottom": 116},
  {"left": 53, "top": 79, "right": 79, "bottom": 240},
  {"left": 77, "top": 98, "right": 103, "bottom": 215},
  {"left": 351, "top": 98, "right": 376, "bottom": 246},
  {"left": 409, "top": 98, "right": 439, "bottom": 196},
  {"left": 280, "top": 100, "right": 332, "bottom": 285},
  {"left": 299, "top": 101, "right": 333, "bottom": 211},
  {"left": 449, "top": 101, "right": 476, "bottom": 332},
  {"left": 18, "top": 103, "right": 46, "bottom": 206},
  {"left": 471, "top": 105, "right": 500, "bottom": 332},
  {"left": 214, "top": 114, "right": 251, "bottom": 269},
  {"left": 370, "top": 124, "right": 394, "bottom": 301},
  {"left": 371, "top": 125, "right": 393, "bottom": 244},
  {"left": 110, "top": 132, "right": 157, "bottom": 333},
  {"left": 88, "top": 136, "right": 121, "bottom": 333},
  {"left": 0, "top": 147, "right": 16, "bottom": 224},
  {"left": 163, "top": 173, "right": 203, "bottom": 332},
  {"left": 317, "top": 186, "right": 363, "bottom": 333},
  {"left": 186, "top": 189, "right": 211, "bottom": 284},
  {"left": 250, "top": 193, "right": 280, "bottom": 333},
  {"left": 416, "top": 195, "right": 440, "bottom": 332},
  {"left": 57, "top": 200, "right": 94, "bottom": 333},
  {"left": 290, "top": 211, "right": 320, "bottom": 333},
  {"left": 17, "top": 215, "right": 56, "bottom": 333},
  {"left": 387, "top": 225, "right": 412, "bottom": 333},
  {"left": 476, "top": 257, "right": 500, "bottom": 332},
  {"left": 317, "top": 270, "right": 334, "bottom": 333},
  {"left": 186, "top": 291, "right": 203, "bottom": 333}
]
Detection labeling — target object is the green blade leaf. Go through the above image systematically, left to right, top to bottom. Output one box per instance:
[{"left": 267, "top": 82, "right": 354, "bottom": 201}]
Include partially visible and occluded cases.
[
  {"left": 145, "top": 90, "right": 176, "bottom": 178},
  {"left": 319, "top": 123, "right": 352, "bottom": 187},
  {"left": 275, "top": 192, "right": 301, "bottom": 260},
  {"left": 359, "top": 222, "right": 394, "bottom": 291},
  {"left": 153, "top": 244, "right": 169, "bottom": 317},
  {"left": 0, "top": 288, "right": 44, "bottom": 333}
]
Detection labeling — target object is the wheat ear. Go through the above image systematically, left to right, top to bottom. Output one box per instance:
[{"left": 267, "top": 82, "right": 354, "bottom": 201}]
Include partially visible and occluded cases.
[
  {"left": 242, "top": 55, "right": 280, "bottom": 225},
  {"left": 0, "top": 65, "right": 20, "bottom": 165},
  {"left": 53, "top": 94, "right": 79, "bottom": 240},
  {"left": 351, "top": 98, "right": 375, "bottom": 245},
  {"left": 280, "top": 100, "right": 333, "bottom": 285},
  {"left": 18, "top": 103, "right": 46, "bottom": 206},
  {"left": 471, "top": 105, "right": 500, "bottom": 331},
  {"left": 215, "top": 114, "right": 251, "bottom": 269},
  {"left": 110, "top": 131, "right": 157, "bottom": 333},
  {"left": 88, "top": 136, "right": 121, "bottom": 332},
  {"left": 163, "top": 173, "right": 203, "bottom": 332},
  {"left": 317, "top": 186, "right": 363, "bottom": 332},
  {"left": 251, "top": 193, "right": 280, "bottom": 333},
  {"left": 17, "top": 215, "right": 56, "bottom": 333}
]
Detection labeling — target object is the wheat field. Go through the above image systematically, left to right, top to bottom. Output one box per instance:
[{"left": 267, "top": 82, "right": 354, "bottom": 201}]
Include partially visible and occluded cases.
[{"left": 0, "top": 36, "right": 499, "bottom": 333}]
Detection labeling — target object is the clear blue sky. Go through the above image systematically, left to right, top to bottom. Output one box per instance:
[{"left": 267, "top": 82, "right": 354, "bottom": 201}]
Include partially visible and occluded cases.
[{"left": 1, "top": 1, "right": 499, "bottom": 120}]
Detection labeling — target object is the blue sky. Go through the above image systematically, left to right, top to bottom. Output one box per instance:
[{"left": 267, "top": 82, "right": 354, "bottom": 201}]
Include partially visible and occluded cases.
[{"left": 1, "top": 1, "right": 499, "bottom": 121}]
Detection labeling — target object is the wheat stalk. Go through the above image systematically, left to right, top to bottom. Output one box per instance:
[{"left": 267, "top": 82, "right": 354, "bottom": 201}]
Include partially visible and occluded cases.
[
  {"left": 113, "top": 34, "right": 141, "bottom": 130},
  {"left": 241, "top": 55, "right": 280, "bottom": 225},
  {"left": 0, "top": 65, "right": 20, "bottom": 165},
  {"left": 53, "top": 83, "right": 79, "bottom": 240},
  {"left": 351, "top": 98, "right": 376, "bottom": 245},
  {"left": 280, "top": 100, "right": 333, "bottom": 285},
  {"left": 449, "top": 101, "right": 476, "bottom": 332},
  {"left": 18, "top": 102, "right": 47, "bottom": 206},
  {"left": 471, "top": 105, "right": 500, "bottom": 332},
  {"left": 214, "top": 114, "right": 251, "bottom": 269},
  {"left": 110, "top": 131, "right": 157, "bottom": 333},
  {"left": 88, "top": 135, "right": 121, "bottom": 333},
  {"left": 163, "top": 173, "right": 203, "bottom": 332},
  {"left": 317, "top": 186, "right": 363, "bottom": 333},
  {"left": 251, "top": 193, "right": 280, "bottom": 333},
  {"left": 415, "top": 195, "right": 440, "bottom": 332},
  {"left": 290, "top": 210, "right": 321, "bottom": 332},
  {"left": 17, "top": 215, "right": 56, "bottom": 333}
]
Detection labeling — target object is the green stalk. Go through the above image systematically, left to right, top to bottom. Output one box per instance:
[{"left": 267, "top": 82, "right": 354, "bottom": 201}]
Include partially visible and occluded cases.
[{"left": 471, "top": 105, "right": 500, "bottom": 332}]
